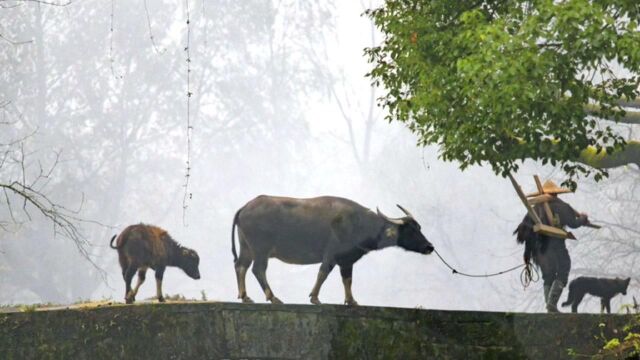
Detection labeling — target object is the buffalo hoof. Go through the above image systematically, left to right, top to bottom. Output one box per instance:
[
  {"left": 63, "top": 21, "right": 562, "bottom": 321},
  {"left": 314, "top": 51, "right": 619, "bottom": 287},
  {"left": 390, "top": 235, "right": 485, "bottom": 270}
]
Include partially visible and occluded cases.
[
  {"left": 158, "top": 296, "right": 165, "bottom": 303},
  {"left": 241, "top": 296, "right": 254, "bottom": 304},
  {"left": 269, "top": 296, "right": 283, "bottom": 305},
  {"left": 310, "top": 296, "right": 321, "bottom": 305},
  {"left": 125, "top": 297, "right": 134, "bottom": 304},
  {"left": 344, "top": 299, "right": 359, "bottom": 306}
]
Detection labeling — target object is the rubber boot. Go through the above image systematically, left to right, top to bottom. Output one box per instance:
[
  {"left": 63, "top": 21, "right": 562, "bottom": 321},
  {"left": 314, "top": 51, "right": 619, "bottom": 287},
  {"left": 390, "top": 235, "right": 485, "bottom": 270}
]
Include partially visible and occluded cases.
[
  {"left": 546, "top": 280, "right": 565, "bottom": 313},
  {"left": 543, "top": 284, "right": 551, "bottom": 307}
]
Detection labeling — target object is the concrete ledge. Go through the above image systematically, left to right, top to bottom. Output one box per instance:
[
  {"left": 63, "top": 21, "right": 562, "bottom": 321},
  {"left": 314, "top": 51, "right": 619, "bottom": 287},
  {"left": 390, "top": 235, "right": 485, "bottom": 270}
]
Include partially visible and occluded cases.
[{"left": 0, "top": 302, "right": 632, "bottom": 359}]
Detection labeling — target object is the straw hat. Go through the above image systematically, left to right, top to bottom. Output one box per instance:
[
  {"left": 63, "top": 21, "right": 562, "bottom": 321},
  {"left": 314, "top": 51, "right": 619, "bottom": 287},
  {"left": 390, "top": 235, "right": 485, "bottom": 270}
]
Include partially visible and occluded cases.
[{"left": 527, "top": 180, "right": 572, "bottom": 196}]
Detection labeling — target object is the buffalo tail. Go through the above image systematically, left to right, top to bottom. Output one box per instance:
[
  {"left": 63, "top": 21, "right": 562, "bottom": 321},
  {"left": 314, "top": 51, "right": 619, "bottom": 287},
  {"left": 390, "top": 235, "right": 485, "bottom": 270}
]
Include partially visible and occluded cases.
[
  {"left": 231, "top": 207, "right": 242, "bottom": 262},
  {"left": 109, "top": 234, "right": 119, "bottom": 249}
]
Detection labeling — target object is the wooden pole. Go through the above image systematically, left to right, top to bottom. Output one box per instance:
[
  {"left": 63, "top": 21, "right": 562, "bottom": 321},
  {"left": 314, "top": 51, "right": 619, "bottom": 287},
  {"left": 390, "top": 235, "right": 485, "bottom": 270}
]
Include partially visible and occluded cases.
[
  {"left": 508, "top": 173, "right": 543, "bottom": 225},
  {"left": 533, "top": 175, "right": 555, "bottom": 225}
]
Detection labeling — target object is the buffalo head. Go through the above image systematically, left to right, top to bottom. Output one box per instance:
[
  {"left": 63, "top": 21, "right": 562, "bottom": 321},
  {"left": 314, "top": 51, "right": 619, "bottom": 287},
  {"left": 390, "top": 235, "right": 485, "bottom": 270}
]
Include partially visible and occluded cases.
[
  {"left": 377, "top": 205, "right": 434, "bottom": 254},
  {"left": 178, "top": 247, "right": 201, "bottom": 279}
]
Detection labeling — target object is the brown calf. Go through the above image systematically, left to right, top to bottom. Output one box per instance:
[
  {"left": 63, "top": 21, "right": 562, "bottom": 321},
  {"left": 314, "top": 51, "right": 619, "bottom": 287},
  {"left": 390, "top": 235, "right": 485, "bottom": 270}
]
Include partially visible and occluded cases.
[{"left": 110, "top": 224, "right": 200, "bottom": 304}]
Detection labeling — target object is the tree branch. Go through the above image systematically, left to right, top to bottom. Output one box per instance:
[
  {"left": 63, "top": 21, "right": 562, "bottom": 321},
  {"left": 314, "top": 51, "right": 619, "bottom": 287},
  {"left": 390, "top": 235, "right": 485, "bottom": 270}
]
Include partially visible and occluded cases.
[
  {"left": 0, "top": 0, "right": 71, "bottom": 7},
  {"left": 0, "top": 33, "right": 32, "bottom": 45},
  {"left": 585, "top": 104, "right": 640, "bottom": 125},
  {"left": 0, "top": 123, "right": 108, "bottom": 278},
  {"left": 579, "top": 140, "right": 640, "bottom": 169}
]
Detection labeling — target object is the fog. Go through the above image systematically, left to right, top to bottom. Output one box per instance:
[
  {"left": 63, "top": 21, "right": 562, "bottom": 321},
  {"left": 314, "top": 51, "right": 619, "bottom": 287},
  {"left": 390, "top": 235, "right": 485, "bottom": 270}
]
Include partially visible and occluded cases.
[{"left": 1, "top": 0, "right": 638, "bottom": 314}]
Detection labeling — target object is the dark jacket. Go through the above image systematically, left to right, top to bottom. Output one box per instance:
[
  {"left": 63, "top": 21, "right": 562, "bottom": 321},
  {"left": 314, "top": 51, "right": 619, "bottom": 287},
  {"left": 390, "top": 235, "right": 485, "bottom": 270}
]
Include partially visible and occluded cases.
[{"left": 515, "top": 197, "right": 588, "bottom": 263}]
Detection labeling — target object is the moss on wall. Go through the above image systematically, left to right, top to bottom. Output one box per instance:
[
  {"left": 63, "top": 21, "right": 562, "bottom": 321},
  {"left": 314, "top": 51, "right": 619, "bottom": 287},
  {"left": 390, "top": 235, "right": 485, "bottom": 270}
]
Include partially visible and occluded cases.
[{"left": 0, "top": 302, "right": 632, "bottom": 359}]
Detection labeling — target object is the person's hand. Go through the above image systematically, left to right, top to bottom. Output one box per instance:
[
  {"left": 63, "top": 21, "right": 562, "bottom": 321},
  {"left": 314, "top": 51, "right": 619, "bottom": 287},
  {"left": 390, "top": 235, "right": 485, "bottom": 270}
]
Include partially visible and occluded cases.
[{"left": 579, "top": 212, "right": 589, "bottom": 224}]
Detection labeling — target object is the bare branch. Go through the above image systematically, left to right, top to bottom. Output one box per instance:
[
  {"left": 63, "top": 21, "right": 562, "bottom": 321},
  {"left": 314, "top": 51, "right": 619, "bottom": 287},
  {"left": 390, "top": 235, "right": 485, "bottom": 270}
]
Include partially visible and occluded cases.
[
  {"left": 0, "top": 0, "right": 71, "bottom": 7},
  {"left": 0, "top": 2, "right": 22, "bottom": 8},
  {"left": 0, "top": 33, "right": 32, "bottom": 45},
  {"left": 0, "top": 125, "right": 109, "bottom": 278},
  {"left": 0, "top": 127, "right": 38, "bottom": 147},
  {"left": 0, "top": 181, "right": 105, "bottom": 277}
]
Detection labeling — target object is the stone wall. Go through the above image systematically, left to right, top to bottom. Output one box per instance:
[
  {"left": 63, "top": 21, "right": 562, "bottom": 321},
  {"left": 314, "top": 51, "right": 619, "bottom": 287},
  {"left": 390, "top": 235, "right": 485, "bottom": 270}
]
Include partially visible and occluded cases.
[{"left": 0, "top": 302, "right": 633, "bottom": 359}]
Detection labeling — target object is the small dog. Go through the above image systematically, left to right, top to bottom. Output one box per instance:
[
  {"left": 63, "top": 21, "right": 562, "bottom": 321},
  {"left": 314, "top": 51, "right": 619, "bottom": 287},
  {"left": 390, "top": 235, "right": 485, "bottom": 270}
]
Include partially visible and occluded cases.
[{"left": 562, "top": 276, "right": 631, "bottom": 313}]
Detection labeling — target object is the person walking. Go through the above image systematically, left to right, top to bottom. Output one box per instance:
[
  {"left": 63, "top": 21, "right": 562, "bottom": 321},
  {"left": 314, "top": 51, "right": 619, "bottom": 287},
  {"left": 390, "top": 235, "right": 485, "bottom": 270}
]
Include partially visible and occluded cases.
[{"left": 514, "top": 180, "right": 590, "bottom": 313}]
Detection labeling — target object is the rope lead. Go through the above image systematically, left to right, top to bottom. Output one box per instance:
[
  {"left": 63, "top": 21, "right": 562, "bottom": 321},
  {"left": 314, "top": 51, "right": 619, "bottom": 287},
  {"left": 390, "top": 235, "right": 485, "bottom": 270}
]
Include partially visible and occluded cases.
[{"left": 433, "top": 249, "right": 539, "bottom": 288}]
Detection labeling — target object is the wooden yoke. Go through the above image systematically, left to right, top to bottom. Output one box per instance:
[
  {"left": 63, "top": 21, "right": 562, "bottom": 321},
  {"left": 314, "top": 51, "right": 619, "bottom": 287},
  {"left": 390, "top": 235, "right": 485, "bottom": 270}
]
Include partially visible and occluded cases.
[
  {"left": 507, "top": 173, "right": 576, "bottom": 240},
  {"left": 508, "top": 173, "right": 543, "bottom": 225},
  {"left": 533, "top": 175, "right": 555, "bottom": 226}
]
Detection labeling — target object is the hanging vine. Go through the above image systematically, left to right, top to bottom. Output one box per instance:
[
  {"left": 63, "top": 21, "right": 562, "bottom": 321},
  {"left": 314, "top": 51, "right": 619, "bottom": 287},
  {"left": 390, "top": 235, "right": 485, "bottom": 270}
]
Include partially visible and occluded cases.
[
  {"left": 108, "top": 0, "right": 122, "bottom": 79},
  {"left": 143, "top": 0, "right": 166, "bottom": 54},
  {"left": 182, "top": 0, "right": 193, "bottom": 225}
]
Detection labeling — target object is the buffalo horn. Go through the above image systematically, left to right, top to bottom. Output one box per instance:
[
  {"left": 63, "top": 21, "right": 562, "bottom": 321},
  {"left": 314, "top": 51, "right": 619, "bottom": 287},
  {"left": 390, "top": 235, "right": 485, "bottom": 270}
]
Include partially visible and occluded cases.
[
  {"left": 396, "top": 204, "right": 415, "bottom": 219},
  {"left": 377, "top": 207, "right": 405, "bottom": 225}
]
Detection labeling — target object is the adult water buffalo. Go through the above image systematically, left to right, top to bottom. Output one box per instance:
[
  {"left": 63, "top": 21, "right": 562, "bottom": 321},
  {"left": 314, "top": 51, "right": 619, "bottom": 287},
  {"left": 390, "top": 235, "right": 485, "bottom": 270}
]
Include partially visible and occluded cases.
[{"left": 231, "top": 195, "right": 434, "bottom": 305}]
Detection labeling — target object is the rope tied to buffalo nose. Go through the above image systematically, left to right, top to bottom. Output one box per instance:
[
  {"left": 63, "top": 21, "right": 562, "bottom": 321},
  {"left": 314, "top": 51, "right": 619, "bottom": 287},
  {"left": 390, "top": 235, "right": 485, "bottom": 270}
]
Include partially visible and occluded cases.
[{"left": 433, "top": 249, "right": 539, "bottom": 288}]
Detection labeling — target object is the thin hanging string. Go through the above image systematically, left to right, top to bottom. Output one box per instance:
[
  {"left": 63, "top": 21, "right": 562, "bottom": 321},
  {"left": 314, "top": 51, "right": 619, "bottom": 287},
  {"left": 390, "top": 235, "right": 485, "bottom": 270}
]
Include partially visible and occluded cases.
[{"left": 182, "top": 0, "right": 193, "bottom": 226}]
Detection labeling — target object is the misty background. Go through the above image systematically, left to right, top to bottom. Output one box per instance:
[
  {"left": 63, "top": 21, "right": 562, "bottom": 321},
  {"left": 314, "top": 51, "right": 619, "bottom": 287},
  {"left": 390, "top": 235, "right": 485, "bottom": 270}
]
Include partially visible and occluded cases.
[{"left": 1, "top": 0, "right": 638, "bottom": 314}]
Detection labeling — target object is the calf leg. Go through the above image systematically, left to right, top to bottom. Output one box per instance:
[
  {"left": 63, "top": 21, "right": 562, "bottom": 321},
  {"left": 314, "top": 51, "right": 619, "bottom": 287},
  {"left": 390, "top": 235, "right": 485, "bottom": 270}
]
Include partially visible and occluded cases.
[
  {"left": 234, "top": 239, "right": 254, "bottom": 303},
  {"left": 251, "top": 256, "right": 282, "bottom": 304},
  {"left": 309, "top": 262, "right": 335, "bottom": 305},
  {"left": 123, "top": 265, "right": 137, "bottom": 304},
  {"left": 339, "top": 265, "right": 358, "bottom": 306},
  {"left": 155, "top": 266, "right": 166, "bottom": 302},
  {"left": 129, "top": 268, "right": 147, "bottom": 299}
]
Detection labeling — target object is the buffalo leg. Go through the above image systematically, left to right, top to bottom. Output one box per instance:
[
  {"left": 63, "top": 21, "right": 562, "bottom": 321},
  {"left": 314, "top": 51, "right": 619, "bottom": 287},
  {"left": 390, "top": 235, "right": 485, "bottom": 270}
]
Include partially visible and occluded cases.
[
  {"left": 234, "top": 239, "right": 254, "bottom": 303},
  {"left": 251, "top": 256, "right": 282, "bottom": 304},
  {"left": 309, "top": 262, "right": 335, "bottom": 305},
  {"left": 124, "top": 265, "right": 137, "bottom": 304},
  {"left": 339, "top": 265, "right": 358, "bottom": 306},
  {"left": 155, "top": 266, "right": 166, "bottom": 302},
  {"left": 130, "top": 268, "right": 147, "bottom": 299}
]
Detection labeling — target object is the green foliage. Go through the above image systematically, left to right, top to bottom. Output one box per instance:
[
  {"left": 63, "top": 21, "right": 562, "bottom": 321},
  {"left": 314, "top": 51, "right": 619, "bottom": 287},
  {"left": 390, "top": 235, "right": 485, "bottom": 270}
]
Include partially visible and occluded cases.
[
  {"left": 365, "top": 0, "right": 640, "bottom": 183},
  {"left": 595, "top": 314, "right": 640, "bottom": 358},
  {"left": 603, "top": 337, "right": 621, "bottom": 350}
]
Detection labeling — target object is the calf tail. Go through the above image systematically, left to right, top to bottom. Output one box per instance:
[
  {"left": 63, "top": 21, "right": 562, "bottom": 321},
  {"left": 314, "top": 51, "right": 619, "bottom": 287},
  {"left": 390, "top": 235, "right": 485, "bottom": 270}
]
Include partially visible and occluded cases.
[
  {"left": 231, "top": 207, "right": 242, "bottom": 263},
  {"left": 109, "top": 234, "right": 119, "bottom": 249}
]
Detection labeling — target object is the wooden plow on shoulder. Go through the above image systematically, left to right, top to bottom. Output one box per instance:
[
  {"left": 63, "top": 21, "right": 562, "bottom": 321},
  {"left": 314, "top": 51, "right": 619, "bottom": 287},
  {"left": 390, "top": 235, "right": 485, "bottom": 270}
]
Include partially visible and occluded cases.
[{"left": 507, "top": 174, "right": 576, "bottom": 239}]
